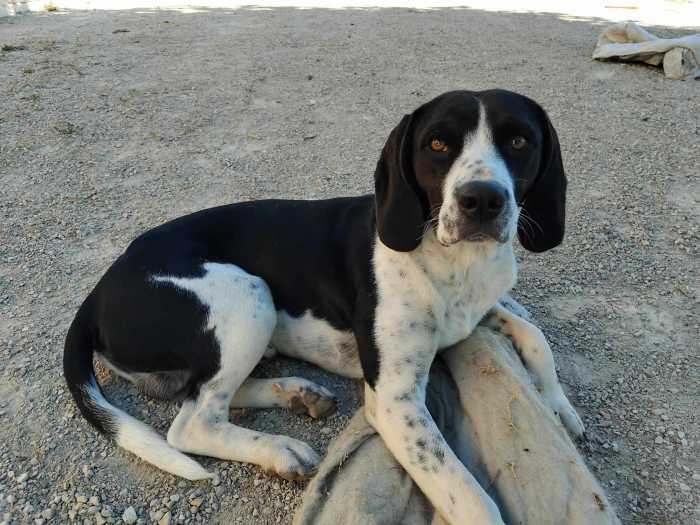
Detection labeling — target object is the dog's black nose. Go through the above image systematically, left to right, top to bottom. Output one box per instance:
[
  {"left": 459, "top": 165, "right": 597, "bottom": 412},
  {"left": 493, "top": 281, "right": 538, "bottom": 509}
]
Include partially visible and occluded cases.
[{"left": 456, "top": 181, "right": 508, "bottom": 221}]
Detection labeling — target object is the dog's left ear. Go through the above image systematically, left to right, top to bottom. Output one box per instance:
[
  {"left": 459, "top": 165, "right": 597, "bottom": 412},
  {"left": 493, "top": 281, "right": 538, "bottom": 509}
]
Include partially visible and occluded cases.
[
  {"left": 518, "top": 107, "right": 568, "bottom": 253},
  {"left": 374, "top": 113, "right": 426, "bottom": 252}
]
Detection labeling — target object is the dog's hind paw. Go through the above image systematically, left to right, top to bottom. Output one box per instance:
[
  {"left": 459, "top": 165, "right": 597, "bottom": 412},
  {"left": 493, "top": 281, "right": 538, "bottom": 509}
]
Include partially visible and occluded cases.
[{"left": 272, "top": 379, "right": 338, "bottom": 419}]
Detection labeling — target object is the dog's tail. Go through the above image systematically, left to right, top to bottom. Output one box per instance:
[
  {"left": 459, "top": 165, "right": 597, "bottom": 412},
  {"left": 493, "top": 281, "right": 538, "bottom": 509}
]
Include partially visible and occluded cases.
[{"left": 63, "top": 296, "right": 212, "bottom": 480}]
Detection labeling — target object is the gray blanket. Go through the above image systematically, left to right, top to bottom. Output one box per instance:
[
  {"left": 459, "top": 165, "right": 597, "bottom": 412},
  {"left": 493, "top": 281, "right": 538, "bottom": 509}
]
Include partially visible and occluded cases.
[{"left": 294, "top": 328, "right": 621, "bottom": 525}]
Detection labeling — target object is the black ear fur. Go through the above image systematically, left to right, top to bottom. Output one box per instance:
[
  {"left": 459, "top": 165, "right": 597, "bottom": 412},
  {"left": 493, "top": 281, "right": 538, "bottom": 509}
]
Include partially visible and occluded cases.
[
  {"left": 518, "top": 108, "right": 568, "bottom": 253},
  {"left": 374, "top": 113, "right": 426, "bottom": 252}
]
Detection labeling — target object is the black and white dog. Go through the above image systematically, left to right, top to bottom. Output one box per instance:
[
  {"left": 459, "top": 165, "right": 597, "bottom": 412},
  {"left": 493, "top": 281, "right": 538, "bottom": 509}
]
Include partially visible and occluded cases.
[{"left": 64, "top": 90, "right": 584, "bottom": 524}]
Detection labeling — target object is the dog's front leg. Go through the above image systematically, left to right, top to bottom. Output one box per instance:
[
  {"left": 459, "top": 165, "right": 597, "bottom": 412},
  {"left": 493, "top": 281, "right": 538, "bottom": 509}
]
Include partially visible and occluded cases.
[
  {"left": 483, "top": 303, "right": 585, "bottom": 437},
  {"left": 366, "top": 338, "right": 504, "bottom": 525}
]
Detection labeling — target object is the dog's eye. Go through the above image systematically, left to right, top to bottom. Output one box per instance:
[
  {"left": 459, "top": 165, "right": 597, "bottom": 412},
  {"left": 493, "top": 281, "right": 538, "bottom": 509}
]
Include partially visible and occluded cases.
[
  {"left": 511, "top": 136, "right": 528, "bottom": 151},
  {"left": 430, "top": 138, "right": 448, "bottom": 153}
]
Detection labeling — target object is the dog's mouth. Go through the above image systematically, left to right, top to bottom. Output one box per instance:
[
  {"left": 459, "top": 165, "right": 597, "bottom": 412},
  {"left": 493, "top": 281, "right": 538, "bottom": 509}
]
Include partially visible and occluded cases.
[{"left": 436, "top": 216, "right": 512, "bottom": 247}]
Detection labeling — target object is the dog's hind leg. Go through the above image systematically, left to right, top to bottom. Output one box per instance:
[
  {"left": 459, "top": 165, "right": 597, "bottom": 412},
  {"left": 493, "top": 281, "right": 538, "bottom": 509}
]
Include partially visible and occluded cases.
[
  {"left": 159, "top": 263, "right": 320, "bottom": 480},
  {"left": 231, "top": 377, "right": 337, "bottom": 418}
]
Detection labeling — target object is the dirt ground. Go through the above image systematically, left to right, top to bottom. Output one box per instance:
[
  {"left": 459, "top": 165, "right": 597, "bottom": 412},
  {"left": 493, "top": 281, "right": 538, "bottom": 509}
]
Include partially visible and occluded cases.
[{"left": 0, "top": 5, "right": 698, "bottom": 525}]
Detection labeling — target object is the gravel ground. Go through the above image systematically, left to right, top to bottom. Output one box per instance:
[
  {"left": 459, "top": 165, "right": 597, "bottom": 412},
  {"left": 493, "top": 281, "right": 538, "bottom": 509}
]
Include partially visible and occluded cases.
[{"left": 1, "top": 6, "right": 698, "bottom": 525}]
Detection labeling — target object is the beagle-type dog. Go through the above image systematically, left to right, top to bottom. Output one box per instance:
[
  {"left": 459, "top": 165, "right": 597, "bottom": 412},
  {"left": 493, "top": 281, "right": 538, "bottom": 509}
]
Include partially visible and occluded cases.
[{"left": 64, "top": 90, "right": 584, "bottom": 524}]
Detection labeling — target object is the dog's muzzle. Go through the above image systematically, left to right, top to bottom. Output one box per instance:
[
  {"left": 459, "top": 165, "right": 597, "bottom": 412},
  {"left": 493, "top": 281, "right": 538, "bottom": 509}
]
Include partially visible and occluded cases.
[{"left": 441, "top": 181, "right": 512, "bottom": 245}]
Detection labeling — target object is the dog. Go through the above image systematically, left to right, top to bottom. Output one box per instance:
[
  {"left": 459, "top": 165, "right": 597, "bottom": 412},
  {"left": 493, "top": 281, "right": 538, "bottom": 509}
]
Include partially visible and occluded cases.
[{"left": 64, "top": 89, "right": 584, "bottom": 524}]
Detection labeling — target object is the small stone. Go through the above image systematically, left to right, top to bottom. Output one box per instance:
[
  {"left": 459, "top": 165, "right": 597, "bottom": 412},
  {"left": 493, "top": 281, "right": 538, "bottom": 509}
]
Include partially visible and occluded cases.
[
  {"left": 654, "top": 436, "right": 664, "bottom": 445},
  {"left": 15, "top": 472, "right": 29, "bottom": 483},
  {"left": 679, "top": 482, "right": 690, "bottom": 492},
  {"left": 76, "top": 494, "right": 88, "bottom": 504},
  {"left": 169, "top": 495, "right": 180, "bottom": 503},
  {"left": 88, "top": 496, "right": 99, "bottom": 506},
  {"left": 190, "top": 498, "right": 202, "bottom": 508},
  {"left": 23, "top": 502, "right": 35, "bottom": 514},
  {"left": 122, "top": 506, "right": 137, "bottom": 524},
  {"left": 41, "top": 509, "right": 53, "bottom": 519},
  {"left": 158, "top": 511, "right": 172, "bottom": 525}
]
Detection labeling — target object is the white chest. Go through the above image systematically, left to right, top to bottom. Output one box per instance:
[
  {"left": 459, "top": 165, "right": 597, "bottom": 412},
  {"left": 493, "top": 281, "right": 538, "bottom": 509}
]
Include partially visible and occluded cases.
[
  {"left": 374, "top": 235, "right": 517, "bottom": 351},
  {"left": 431, "top": 252, "right": 515, "bottom": 348}
]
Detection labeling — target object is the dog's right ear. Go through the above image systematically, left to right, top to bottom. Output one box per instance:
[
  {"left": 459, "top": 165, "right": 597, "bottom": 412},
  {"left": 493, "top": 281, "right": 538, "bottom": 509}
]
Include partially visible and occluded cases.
[{"left": 374, "top": 114, "right": 425, "bottom": 252}]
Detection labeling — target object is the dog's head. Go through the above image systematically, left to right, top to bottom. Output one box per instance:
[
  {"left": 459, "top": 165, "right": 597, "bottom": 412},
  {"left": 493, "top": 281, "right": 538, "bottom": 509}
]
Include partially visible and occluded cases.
[{"left": 374, "top": 90, "right": 567, "bottom": 253}]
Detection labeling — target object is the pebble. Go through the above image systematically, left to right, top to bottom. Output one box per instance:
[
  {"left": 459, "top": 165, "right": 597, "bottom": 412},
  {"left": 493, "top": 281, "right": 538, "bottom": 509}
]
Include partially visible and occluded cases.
[
  {"left": 15, "top": 472, "right": 29, "bottom": 483},
  {"left": 121, "top": 506, "right": 137, "bottom": 524}
]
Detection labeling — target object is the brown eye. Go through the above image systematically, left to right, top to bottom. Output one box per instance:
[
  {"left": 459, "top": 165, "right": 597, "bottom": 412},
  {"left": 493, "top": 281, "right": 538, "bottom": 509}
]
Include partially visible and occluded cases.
[
  {"left": 511, "top": 136, "right": 528, "bottom": 151},
  {"left": 430, "top": 138, "right": 448, "bottom": 153}
]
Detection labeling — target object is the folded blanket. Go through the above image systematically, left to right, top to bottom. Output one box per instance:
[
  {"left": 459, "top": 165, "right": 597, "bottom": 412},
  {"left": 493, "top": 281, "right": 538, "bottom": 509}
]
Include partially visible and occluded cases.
[
  {"left": 593, "top": 22, "right": 700, "bottom": 80},
  {"left": 294, "top": 327, "right": 621, "bottom": 525}
]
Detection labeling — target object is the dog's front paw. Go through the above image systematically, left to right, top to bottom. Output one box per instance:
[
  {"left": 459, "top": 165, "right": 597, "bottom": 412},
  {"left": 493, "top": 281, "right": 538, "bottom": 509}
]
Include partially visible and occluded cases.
[
  {"left": 549, "top": 391, "right": 585, "bottom": 438},
  {"left": 265, "top": 437, "right": 320, "bottom": 481}
]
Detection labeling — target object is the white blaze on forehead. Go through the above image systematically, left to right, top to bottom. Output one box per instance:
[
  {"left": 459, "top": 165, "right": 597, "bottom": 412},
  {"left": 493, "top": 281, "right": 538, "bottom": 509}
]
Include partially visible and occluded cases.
[
  {"left": 462, "top": 101, "right": 494, "bottom": 166},
  {"left": 444, "top": 102, "right": 511, "bottom": 189}
]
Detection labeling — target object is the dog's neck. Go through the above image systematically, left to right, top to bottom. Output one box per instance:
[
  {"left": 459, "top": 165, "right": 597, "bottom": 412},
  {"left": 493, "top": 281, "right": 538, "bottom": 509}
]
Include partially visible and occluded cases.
[
  {"left": 373, "top": 229, "right": 517, "bottom": 303},
  {"left": 415, "top": 229, "right": 515, "bottom": 287}
]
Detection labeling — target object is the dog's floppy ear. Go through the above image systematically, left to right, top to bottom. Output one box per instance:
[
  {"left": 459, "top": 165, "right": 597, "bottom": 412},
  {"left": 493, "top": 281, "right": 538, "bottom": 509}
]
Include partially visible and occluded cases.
[
  {"left": 518, "top": 108, "right": 568, "bottom": 253},
  {"left": 374, "top": 113, "right": 426, "bottom": 252}
]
